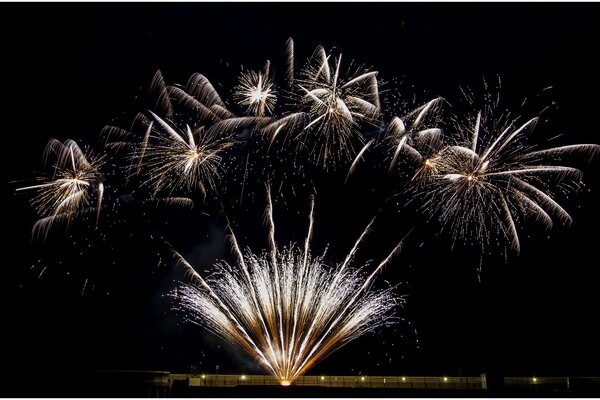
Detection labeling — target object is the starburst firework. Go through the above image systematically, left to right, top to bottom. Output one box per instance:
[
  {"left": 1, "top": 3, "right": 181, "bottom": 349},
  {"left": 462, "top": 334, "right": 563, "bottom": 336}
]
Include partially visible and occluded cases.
[
  {"left": 234, "top": 64, "right": 277, "bottom": 116},
  {"left": 172, "top": 189, "right": 401, "bottom": 384}
]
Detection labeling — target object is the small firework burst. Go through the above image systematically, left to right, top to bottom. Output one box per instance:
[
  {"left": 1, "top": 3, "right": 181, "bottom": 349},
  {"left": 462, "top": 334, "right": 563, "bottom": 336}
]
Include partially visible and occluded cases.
[
  {"left": 296, "top": 46, "right": 381, "bottom": 167},
  {"left": 234, "top": 64, "right": 277, "bottom": 116},
  {"left": 17, "top": 139, "right": 105, "bottom": 239},
  {"left": 172, "top": 189, "right": 401, "bottom": 384}
]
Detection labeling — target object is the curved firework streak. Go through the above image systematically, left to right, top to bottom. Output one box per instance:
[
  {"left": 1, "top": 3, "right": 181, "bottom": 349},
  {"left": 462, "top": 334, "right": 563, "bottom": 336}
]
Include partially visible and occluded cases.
[
  {"left": 386, "top": 98, "right": 445, "bottom": 173},
  {"left": 346, "top": 101, "right": 442, "bottom": 182},
  {"left": 171, "top": 188, "right": 402, "bottom": 384}
]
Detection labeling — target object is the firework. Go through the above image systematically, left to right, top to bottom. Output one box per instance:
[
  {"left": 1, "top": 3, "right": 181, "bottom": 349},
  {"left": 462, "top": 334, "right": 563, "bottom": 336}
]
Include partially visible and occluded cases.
[
  {"left": 285, "top": 37, "right": 295, "bottom": 88},
  {"left": 296, "top": 46, "right": 381, "bottom": 167},
  {"left": 234, "top": 62, "right": 277, "bottom": 116},
  {"left": 101, "top": 70, "right": 277, "bottom": 204},
  {"left": 169, "top": 72, "right": 235, "bottom": 122},
  {"left": 346, "top": 98, "right": 445, "bottom": 183},
  {"left": 386, "top": 98, "right": 445, "bottom": 175},
  {"left": 413, "top": 110, "right": 599, "bottom": 252},
  {"left": 139, "top": 112, "right": 235, "bottom": 196},
  {"left": 16, "top": 139, "right": 105, "bottom": 239},
  {"left": 172, "top": 188, "right": 401, "bottom": 384}
]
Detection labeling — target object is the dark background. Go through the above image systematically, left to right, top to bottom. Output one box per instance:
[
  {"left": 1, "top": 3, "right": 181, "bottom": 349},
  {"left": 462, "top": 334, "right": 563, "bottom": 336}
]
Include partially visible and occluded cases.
[{"left": 3, "top": 3, "right": 600, "bottom": 395}]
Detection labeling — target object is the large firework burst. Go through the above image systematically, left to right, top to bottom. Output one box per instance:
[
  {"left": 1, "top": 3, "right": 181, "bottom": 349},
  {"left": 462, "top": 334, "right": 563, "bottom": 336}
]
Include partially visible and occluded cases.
[
  {"left": 413, "top": 110, "right": 599, "bottom": 252},
  {"left": 16, "top": 139, "right": 105, "bottom": 239},
  {"left": 172, "top": 188, "right": 401, "bottom": 384}
]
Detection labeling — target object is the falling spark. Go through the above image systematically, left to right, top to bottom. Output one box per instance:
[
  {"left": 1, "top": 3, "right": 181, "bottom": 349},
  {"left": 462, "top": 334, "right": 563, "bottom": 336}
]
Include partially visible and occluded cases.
[
  {"left": 239, "top": 153, "right": 250, "bottom": 205},
  {"left": 172, "top": 189, "right": 400, "bottom": 384},
  {"left": 81, "top": 278, "right": 89, "bottom": 296}
]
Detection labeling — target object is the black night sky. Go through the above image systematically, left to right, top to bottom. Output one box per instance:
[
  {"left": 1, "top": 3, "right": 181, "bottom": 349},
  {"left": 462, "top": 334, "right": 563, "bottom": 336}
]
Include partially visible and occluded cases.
[{"left": 3, "top": 3, "right": 600, "bottom": 396}]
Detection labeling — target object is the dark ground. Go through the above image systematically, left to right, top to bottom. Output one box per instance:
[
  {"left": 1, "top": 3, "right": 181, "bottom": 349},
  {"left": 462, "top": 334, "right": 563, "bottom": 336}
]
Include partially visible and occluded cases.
[{"left": 18, "top": 374, "right": 600, "bottom": 398}]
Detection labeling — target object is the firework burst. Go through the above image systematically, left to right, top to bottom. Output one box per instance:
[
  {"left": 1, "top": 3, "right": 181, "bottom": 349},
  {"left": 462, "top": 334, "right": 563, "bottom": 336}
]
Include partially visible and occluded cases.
[
  {"left": 296, "top": 46, "right": 381, "bottom": 167},
  {"left": 234, "top": 63, "right": 277, "bottom": 117},
  {"left": 102, "top": 70, "right": 274, "bottom": 198},
  {"left": 414, "top": 110, "right": 599, "bottom": 252},
  {"left": 139, "top": 112, "right": 236, "bottom": 196},
  {"left": 16, "top": 139, "right": 105, "bottom": 239},
  {"left": 172, "top": 188, "right": 401, "bottom": 384}
]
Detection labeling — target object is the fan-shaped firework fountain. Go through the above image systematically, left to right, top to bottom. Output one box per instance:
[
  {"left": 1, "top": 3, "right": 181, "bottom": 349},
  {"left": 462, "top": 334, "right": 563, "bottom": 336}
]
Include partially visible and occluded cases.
[{"left": 172, "top": 188, "right": 401, "bottom": 384}]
